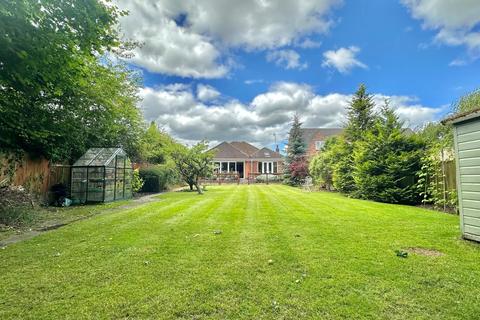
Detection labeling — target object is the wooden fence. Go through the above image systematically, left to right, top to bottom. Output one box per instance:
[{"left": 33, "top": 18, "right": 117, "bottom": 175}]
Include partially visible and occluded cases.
[{"left": 0, "top": 153, "right": 70, "bottom": 202}]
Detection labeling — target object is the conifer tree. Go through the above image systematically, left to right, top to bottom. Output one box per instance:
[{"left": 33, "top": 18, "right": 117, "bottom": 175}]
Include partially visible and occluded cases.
[
  {"left": 331, "top": 84, "right": 377, "bottom": 193},
  {"left": 345, "top": 84, "right": 376, "bottom": 141},
  {"left": 284, "top": 114, "right": 307, "bottom": 185}
]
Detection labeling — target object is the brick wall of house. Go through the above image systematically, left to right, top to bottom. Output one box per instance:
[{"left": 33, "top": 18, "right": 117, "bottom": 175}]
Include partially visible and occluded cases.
[
  {"left": 305, "top": 131, "right": 330, "bottom": 158},
  {"left": 245, "top": 160, "right": 284, "bottom": 176}
]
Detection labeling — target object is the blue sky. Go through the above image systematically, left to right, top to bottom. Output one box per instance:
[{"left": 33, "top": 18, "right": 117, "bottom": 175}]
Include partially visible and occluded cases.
[{"left": 117, "top": 0, "right": 480, "bottom": 148}]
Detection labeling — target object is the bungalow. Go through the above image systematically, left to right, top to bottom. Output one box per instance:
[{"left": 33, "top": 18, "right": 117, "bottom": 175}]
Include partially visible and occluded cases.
[
  {"left": 300, "top": 128, "right": 344, "bottom": 158},
  {"left": 209, "top": 141, "right": 283, "bottom": 179}
]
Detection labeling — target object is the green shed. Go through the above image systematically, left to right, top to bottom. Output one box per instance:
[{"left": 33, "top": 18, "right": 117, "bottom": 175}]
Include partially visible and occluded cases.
[{"left": 444, "top": 109, "right": 480, "bottom": 242}]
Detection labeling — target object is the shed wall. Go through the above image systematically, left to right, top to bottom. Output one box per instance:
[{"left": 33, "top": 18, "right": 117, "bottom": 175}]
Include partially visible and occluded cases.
[{"left": 455, "top": 120, "right": 480, "bottom": 241}]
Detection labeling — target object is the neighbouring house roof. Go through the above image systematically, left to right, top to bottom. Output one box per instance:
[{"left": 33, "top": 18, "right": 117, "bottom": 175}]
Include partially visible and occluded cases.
[
  {"left": 442, "top": 108, "right": 480, "bottom": 125},
  {"left": 300, "top": 128, "right": 344, "bottom": 145},
  {"left": 210, "top": 141, "right": 282, "bottom": 160}
]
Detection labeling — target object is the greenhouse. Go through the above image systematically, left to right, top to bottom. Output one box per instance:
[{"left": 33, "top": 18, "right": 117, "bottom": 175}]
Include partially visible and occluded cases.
[{"left": 71, "top": 148, "right": 133, "bottom": 204}]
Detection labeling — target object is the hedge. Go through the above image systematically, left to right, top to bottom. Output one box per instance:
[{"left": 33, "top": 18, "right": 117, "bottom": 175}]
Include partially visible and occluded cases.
[{"left": 138, "top": 165, "right": 176, "bottom": 193}]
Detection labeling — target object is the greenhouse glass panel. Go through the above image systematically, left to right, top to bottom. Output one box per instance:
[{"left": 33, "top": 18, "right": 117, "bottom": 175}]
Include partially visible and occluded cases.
[{"left": 70, "top": 148, "right": 133, "bottom": 204}]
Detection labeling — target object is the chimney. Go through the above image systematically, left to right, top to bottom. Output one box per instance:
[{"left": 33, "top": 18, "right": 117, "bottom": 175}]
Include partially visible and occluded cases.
[{"left": 275, "top": 145, "right": 280, "bottom": 153}]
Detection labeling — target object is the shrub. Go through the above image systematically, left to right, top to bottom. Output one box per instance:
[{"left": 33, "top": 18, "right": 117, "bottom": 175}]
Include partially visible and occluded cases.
[
  {"left": 352, "top": 108, "right": 425, "bottom": 204},
  {"left": 331, "top": 139, "right": 356, "bottom": 194},
  {"left": 289, "top": 159, "right": 309, "bottom": 184},
  {"left": 139, "top": 165, "right": 177, "bottom": 193},
  {"left": 132, "top": 169, "right": 144, "bottom": 193}
]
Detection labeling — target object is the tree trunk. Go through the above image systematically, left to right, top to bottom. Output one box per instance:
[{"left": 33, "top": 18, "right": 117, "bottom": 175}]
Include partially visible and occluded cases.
[
  {"left": 194, "top": 178, "right": 203, "bottom": 194},
  {"left": 188, "top": 182, "right": 194, "bottom": 191}
]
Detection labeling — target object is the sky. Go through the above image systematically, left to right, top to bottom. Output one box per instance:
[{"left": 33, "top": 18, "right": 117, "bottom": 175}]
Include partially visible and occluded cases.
[{"left": 115, "top": 0, "right": 480, "bottom": 150}]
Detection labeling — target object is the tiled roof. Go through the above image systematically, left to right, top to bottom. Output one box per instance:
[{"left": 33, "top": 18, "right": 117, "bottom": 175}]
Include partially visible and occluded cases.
[
  {"left": 300, "top": 128, "right": 343, "bottom": 145},
  {"left": 210, "top": 141, "right": 282, "bottom": 160},
  {"left": 230, "top": 141, "right": 259, "bottom": 156},
  {"left": 210, "top": 142, "right": 249, "bottom": 159},
  {"left": 250, "top": 147, "right": 282, "bottom": 159}
]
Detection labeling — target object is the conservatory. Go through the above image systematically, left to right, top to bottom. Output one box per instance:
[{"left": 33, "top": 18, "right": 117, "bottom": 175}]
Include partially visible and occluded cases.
[{"left": 70, "top": 148, "right": 133, "bottom": 204}]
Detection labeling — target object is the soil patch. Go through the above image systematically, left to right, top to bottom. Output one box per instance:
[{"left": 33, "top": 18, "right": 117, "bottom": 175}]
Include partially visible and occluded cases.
[{"left": 407, "top": 247, "right": 444, "bottom": 257}]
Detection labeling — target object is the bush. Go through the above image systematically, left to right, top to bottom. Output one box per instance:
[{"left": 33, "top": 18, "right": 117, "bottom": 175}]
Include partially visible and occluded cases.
[
  {"left": 310, "top": 105, "right": 425, "bottom": 205},
  {"left": 352, "top": 109, "right": 425, "bottom": 204},
  {"left": 288, "top": 159, "right": 309, "bottom": 184},
  {"left": 139, "top": 165, "right": 177, "bottom": 192},
  {"left": 132, "top": 169, "right": 144, "bottom": 193}
]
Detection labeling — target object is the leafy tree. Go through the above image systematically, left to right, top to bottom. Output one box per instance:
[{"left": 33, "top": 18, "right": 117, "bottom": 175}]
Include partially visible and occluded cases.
[
  {"left": 0, "top": 0, "right": 142, "bottom": 162},
  {"left": 453, "top": 89, "right": 480, "bottom": 114},
  {"left": 352, "top": 104, "right": 425, "bottom": 203},
  {"left": 284, "top": 114, "right": 307, "bottom": 185},
  {"left": 137, "top": 122, "right": 176, "bottom": 164},
  {"left": 416, "top": 122, "right": 456, "bottom": 211},
  {"left": 309, "top": 136, "right": 350, "bottom": 191},
  {"left": 171, "top": 141, "right": 214, "bottom": 194}
]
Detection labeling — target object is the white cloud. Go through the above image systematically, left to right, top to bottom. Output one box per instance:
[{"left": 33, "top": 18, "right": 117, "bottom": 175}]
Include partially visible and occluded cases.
[
  {"left": 116, "top": 0, "right": 342, "bottom": 78},
  {"left": 177, "top": 0, "right": 341, "bottom": 49},
  {"left": 402, "top": 0, "right": 480, "bottom": 60},
  {"left": 117, "top": 3, "right": 228, "bottom": 78},
  {"left": 296, "top": 38, "right": 322, "bottom": 48},
  {"left": 322, "top": 46, "right": 368, "bottom": 73},
  {"left": 266, "top": 50, "right": 308, "bottom": 70},
  {"left": 449, "top": 58, "right": 468, "bottom": 67},
  {"left": 244, "top": 79, "right": 265, "bottom": 85},
  {"left": 139, "top": 82, "right": 441, "bottom": 146},
  {"left": 197, "top": 84, "right": 220, "bottom": 101},
  {"left": 372, "top": 95, "right": 443, "bottom": 127}
]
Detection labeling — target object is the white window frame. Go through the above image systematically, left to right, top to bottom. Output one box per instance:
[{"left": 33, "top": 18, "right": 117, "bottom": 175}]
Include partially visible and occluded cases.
[
  {"left": 315, "top": 140, "right": 325, "bottom": 151},
  {"left": 260, "top": 161, "right": 275, "bottom": 173}
]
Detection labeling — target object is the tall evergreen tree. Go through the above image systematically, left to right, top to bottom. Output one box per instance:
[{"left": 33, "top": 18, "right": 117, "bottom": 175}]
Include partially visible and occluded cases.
[
  {"left": 331, "top": 84, "right": 377, "bottom": 193},
  {"left": 345, "top": 84, "right": 376, "bottom": 141},
  {"left": 352, "top": 103, "right": 424, "bottom": 203},
  {"left": 284, "top": 114, "right": 307, "bottom": 185},
  {"left": 286, "top": 114, "right": 306, "bottom": 161}
]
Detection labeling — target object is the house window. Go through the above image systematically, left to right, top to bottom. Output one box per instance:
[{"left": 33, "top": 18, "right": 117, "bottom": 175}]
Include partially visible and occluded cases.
[
  {"left": 315, "top": 140, "right": 325, "bottom": 151},
  {"left": 258, "top": 161, "right": 275, "bottom": 173},
  {"left": 221, "top": 162, "right": 228, "bottom": 172},
  {"left": 229, "top": 162, "right": 236, "bottom": 172}
]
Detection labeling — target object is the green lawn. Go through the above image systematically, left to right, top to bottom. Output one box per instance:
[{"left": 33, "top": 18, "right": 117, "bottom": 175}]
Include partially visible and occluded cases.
[{"left": 1, "top": 185, "right": 479, "bottom": 319}]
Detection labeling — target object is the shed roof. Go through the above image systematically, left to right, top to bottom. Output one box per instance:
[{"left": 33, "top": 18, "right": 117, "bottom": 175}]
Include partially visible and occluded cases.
[{"left": 442, "top": 108, "right": 480, "bottom": 125}]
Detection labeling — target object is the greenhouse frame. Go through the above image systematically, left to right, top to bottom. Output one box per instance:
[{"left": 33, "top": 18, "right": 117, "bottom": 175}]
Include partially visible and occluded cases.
[{"left": 70, "top": 148, "right": 133, "bottom": 204}]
